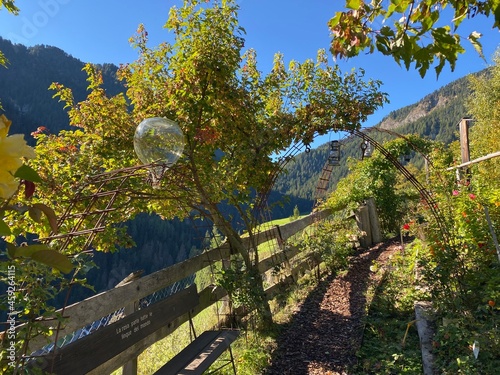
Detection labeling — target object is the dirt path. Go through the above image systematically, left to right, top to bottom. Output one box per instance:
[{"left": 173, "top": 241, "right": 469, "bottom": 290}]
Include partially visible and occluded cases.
[{"left": 264, "top": 240, "right": 401, "bottom": 375}]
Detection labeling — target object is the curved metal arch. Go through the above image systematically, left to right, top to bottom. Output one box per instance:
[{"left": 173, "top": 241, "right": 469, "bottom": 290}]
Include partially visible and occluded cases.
[
  {"left": 256, "top": 128, "right": 451, "bottom": 244},
  {"left": 349, "top": 129, "right": 451, "bottom": 242}
]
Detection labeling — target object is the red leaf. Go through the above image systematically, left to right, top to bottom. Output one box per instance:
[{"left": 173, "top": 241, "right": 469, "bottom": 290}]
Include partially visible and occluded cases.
[{"left": 23, "top": 180, "right": 36, "bottom": 199}]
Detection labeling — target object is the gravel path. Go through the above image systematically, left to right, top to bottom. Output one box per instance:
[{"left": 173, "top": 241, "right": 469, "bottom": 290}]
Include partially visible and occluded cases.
[{"left": 264, "top": 240, "right": 401, "bottom": 375}]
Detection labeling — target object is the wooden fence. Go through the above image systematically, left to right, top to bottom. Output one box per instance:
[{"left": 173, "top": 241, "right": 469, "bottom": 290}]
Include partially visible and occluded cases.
[{"left": 25, "top": 208, "right": 343, "bottom": 374}]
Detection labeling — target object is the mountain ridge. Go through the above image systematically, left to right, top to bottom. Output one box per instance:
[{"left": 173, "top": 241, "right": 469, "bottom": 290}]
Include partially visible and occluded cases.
[
  {"left": 0, "top": 36, "right": 485, "bottom": 201},
  {"left": 0, "top": 37, "right": 485, "bottom": 298}
]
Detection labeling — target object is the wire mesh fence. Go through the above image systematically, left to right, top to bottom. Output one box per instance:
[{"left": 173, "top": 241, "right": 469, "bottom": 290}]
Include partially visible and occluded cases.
[{"left": 31, "top": 275, "right": 196, "bottom": 357}]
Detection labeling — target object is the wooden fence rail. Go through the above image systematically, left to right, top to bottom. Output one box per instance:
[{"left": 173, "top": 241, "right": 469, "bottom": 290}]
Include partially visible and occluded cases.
[{"left": 23, "top": 209, "right": 334, "bottom": 372}]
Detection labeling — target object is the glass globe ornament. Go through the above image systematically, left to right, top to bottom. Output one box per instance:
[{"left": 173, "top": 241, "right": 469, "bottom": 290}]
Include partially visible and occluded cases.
[{"left": 134, "top": 117, "right": 185, "bottom": 183}]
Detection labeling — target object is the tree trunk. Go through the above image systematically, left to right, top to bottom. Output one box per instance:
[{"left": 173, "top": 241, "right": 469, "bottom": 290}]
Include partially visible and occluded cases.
[
  {"left": 206, "top": 204, "right": 274, "bottom": 329},
  {"left": 247, "top": 263, "right": 274, "bottom": 330}
]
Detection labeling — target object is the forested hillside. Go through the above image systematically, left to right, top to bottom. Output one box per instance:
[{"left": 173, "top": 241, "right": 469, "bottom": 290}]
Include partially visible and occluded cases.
[
  {"left": 0, "top": 36, "right": 485, "bottom": 298},
  {"left": 0, "top": 37, "right": 124, "bottom": 144},
  {"left": 0, "top": 38, "right": 315, "bottom": 299},
  {"left": 276, "top": 69, "right": 488, "bottom": 200}
]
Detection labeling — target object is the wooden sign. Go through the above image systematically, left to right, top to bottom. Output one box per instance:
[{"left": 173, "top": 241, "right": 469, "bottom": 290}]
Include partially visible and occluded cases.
[{"left": 34, "top": 284, "right": 198, "bottom": 375}]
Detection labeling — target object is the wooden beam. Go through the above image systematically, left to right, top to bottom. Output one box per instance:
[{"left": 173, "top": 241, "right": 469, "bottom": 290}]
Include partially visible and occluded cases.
[
  {"left": 446, "top": 151, "right": 500, "bottom": 170},
  {"left": 24, "top": 209, "right": 332, "bottom": 352},
  {"left": 35, "top": 285, "right": 199, "bottom": 375}
]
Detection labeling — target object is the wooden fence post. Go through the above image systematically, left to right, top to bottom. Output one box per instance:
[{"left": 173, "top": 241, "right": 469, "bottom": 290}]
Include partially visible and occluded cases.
[
  {"left": 459, "top": 118, "right": 472, "bottom": 182},
  {"left": 366, "top": 198, "right": 382, "bottom": 244},
  {"left": 356, "top": 203, "right": 372, "bottom": 248},
  {"left": 275, "top": 225, "right": 294, "bottom": 283},
  {"left": 116, "top": 271, "right": 143, "bottom": 375}
]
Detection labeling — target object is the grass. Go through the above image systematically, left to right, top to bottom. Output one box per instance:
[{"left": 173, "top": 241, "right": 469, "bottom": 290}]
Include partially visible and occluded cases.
[
  {"left": 112, "top": 240, "right": 425, "bottom": 375},
  {"left": 350, "top": 242, "right": 425, "bottom": 374},
  {"left": 111, "top": 301, "right": 221, "bottom": 374}
]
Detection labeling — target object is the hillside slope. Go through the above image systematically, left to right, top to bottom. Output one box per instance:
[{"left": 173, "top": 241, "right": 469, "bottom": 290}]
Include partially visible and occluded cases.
[
  {"left": 0, "top": 37, "right": 487, "bottom": 299},
  {"left": 0, "top": 37, "right": 124, "bottom": 144},
  {"left": 275, "top": 69, "right": 488, "bottom": 201}
]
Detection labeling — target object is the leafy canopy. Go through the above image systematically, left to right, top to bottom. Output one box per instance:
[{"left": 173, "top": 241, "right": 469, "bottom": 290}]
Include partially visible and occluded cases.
[
  {"left": 22, "top": 0, "right": 388, "bottom": 331},
  {"left": 39, "top": 0, "right": 387, "bottom": 250},
  {"left": 329, "top": 0, "right": 500, "bottom": 77}
]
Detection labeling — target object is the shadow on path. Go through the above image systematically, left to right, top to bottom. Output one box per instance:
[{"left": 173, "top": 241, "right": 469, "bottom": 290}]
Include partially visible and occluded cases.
[{"left": 264, "top": 240, "right": 399, "bottom": 375}]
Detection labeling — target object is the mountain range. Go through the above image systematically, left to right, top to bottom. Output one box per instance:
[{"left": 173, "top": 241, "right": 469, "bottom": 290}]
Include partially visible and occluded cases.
[{"left": 0, "top": 36, "right": 481, "bottom": 299}]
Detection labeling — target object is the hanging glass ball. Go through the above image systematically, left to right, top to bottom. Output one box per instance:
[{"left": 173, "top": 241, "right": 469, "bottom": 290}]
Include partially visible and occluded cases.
[{"left": 133, "top": 117, "right": 185, "bottom": 168}]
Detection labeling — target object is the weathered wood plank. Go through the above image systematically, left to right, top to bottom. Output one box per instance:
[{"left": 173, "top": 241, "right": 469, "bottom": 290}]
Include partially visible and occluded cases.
[
  {"left": 446, "top": 150, "right": 500, "bottom": 170},
  {"left": 366, "top": 198, "right": 382, "bottom": 244},
  {"left": 356, "top": 204, "right": 372, "bottom": 248},
  {"left": 27, "top": 245, "right": 231, "bottom": 352},
  {"left": 36, "top": 285, "right": 198, "bottom": 374},
  {"left": 88, "top": 285, "right": 228, "bottom": 375},
  {"left": 154, "top": 330, "right": 239, "bottom": 375}
]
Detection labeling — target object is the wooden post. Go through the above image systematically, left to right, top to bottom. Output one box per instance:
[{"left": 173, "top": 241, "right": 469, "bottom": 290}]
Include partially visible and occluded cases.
[
  {"left": 459, "top": 118, "right": 472, "bottom": 181},
  {"left": 366, "top": 198, "right": 382, "bottom": 244},
  {"left": 355, "top": 204, "right": 372, "bottom": 248},
  {"left": 219, "top": 255, "right": 234, "bottom": 327},
  {"left": 116, "top": 271, "right": 143, "bottom": 375},
  {"left": 121, "top": 301, "right": 138, "bottom": 375}
]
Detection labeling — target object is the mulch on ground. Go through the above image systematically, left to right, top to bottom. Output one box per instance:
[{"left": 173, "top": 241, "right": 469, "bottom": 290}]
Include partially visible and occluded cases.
[{"left": 264, "top": 240, "right": 401, "bottom": 375}]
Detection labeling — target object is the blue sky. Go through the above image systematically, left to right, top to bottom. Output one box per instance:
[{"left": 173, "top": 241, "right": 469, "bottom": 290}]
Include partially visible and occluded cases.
[{"left": 1, "top": 0, "right": 499, "bottom": 147}]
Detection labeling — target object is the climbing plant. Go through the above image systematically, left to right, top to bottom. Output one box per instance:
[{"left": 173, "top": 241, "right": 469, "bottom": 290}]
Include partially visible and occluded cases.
[
  {"left": 2, "top": 0, "right": 387, "bottom": 347},
  {"left": 327, "top": 134, "right": 434, "bottom": 235}
]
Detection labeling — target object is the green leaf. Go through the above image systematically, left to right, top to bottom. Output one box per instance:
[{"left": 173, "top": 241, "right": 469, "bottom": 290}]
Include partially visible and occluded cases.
[
  {"left": 346, "top": 0, "right": 361, "bottom": 10},
  {"left": 387, "top": 0, "right": 410, "bottom": 16},
  {"left": 387, "top": 3, "right": 397, "bottom": 18},
  {"left": 328, "top": 12, "right": 342, "bottom": 28},
  {"left": 379, "top": 26, "right": 395, "bottom": 37},
  {"left": 468, "top": 31, "right": 484, "bottom": 59},
  {"left": 375, "top": 35, "right": 392, "bottom": 55},
  {"left": 434, "top": 57, "right": 446, "bottom": 78},
  {"left": 14, "top": 164, "right": 42, "bottom": 183},
  {"left": 32, "top": 203, "right": 59, "bottom": 233},
  {"left": 29, "top": 206, "right": 43, "bottom": 223},
  {"left": 0, "top": 218, "right": 11, "bottom": 236},
  {"left": 11, "top": 244, "right": 51, "bottom": 258},
  {"left": 31, "top": 250, "right": 73, "bottom": 274}
]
